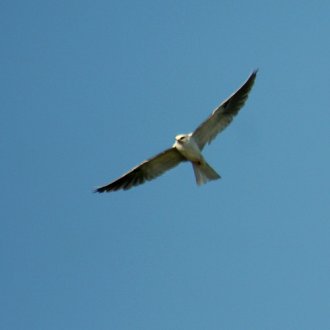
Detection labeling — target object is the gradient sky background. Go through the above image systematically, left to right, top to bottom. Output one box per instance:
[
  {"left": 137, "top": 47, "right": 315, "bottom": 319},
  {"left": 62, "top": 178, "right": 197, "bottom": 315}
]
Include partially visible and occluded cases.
[{"left": 2, "top": 1, "right": 330, "bottom": 329}]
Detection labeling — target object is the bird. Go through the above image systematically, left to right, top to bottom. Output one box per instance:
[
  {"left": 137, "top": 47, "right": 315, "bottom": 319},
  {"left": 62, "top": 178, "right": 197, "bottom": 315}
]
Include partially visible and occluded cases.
[{"left": 95, "top": 70, "right": 257, "bottom": 193}]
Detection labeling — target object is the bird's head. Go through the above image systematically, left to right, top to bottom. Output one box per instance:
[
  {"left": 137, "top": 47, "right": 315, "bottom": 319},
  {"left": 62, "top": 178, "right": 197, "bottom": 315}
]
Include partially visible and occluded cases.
[{"left": 175, "top": 134, "right": 189, "bottom": 144}]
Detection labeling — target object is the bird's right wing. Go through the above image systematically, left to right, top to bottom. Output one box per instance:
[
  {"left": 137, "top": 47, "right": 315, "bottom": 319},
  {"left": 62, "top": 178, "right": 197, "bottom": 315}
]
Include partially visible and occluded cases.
[
  {"left": 192, "top": 70, "right": 257, "bottom": 150},
  {"left": 95, "top": 148, "right": 186, "bottom": 193}
]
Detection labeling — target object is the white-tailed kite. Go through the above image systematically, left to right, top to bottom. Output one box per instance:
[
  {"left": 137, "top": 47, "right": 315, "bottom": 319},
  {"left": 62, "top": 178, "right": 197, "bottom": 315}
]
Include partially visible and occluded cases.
[{"left": 95, "top": 70, "right": 257, "bottom": 193}]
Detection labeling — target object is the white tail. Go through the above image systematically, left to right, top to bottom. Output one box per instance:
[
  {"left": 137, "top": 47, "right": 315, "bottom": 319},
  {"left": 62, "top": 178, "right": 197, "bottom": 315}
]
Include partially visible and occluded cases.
[{"left": 192, "top": 161, "right": 221, "bottom": 186}]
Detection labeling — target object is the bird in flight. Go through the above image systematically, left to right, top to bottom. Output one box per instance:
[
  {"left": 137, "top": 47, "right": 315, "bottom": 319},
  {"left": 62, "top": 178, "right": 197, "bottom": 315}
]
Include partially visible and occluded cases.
[{"left": 95, "top": 70, "right": 257, "bottom": 193}]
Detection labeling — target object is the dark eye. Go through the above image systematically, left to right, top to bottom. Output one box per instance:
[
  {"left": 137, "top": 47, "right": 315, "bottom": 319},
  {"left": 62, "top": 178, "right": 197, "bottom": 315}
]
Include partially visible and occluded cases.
[{"left": 180, "top": 136, "right": 185, "bottom": 141}]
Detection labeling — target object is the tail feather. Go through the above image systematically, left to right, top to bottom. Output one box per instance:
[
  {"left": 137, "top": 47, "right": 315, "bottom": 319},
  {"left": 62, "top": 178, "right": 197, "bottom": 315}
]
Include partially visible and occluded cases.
[{"left": 192, "top": 161, "right": 221, "bottom": 186}]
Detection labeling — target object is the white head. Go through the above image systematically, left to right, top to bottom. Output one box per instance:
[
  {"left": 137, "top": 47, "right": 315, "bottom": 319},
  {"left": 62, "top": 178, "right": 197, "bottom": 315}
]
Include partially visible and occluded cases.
[{"left": 175, "top": 134, "right": 190, "bottom": 144}]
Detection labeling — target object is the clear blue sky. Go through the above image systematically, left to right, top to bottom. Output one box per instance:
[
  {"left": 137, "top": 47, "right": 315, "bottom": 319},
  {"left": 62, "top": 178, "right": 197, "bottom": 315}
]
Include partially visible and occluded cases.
[{"left": 2, "top": 1, "right": 330, "bottom": 329}]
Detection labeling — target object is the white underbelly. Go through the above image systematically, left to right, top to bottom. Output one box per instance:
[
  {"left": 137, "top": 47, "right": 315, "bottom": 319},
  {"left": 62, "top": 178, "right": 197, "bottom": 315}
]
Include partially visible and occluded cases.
[{"left": 175, "top": 138, "right": 203, "bottom": 162}]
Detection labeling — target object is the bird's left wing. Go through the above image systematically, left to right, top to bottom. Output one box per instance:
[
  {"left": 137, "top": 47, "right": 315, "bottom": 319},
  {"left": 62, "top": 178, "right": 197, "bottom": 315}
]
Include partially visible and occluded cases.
[
  {"left": 192, "top": 70, "right": 257, "bottom": 150},
  {"left": 95, "top": 147, "right": 186, "bottom": 193}
]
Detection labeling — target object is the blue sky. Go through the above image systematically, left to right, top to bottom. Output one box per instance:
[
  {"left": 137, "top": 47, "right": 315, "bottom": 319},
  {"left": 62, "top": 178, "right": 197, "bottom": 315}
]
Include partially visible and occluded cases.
[{"left": 2, "top": 1, "right": 330, "bottom": 329}]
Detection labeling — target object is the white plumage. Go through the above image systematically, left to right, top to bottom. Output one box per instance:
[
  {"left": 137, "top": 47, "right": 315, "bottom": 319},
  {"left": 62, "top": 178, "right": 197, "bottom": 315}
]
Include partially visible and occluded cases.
[{"left": 95, "top": 70, "right": 257, "bottom": 193}]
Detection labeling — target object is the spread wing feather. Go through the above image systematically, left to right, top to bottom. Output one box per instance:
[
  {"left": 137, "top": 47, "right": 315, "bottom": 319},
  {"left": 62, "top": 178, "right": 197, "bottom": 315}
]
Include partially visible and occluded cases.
[
  {"left": 192, "top": 70, "right": 257, "bottom": 150},
  {"left": 95, "top": 148, "right": 186, "bottom": 193}
]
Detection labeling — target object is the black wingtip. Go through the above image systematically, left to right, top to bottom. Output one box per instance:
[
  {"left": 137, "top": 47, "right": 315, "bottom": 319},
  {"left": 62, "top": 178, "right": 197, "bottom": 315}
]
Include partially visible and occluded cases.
[
  {"left": 245, "top": 69, "right": 258, "bottom": 87},
  {"left": 94, "top": 187, "right": 105, "bottom": 193}
]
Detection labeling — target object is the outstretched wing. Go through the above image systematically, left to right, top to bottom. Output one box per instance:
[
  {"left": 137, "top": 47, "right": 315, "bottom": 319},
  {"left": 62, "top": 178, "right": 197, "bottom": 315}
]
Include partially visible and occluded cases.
[
  {"left": 192, "top": 70, "right": 258, "bottom": 150},
  {"left": 94, "top": 148, "right": 186, "bottom": 193}
]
